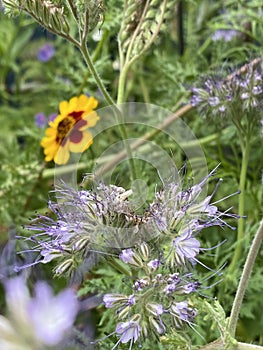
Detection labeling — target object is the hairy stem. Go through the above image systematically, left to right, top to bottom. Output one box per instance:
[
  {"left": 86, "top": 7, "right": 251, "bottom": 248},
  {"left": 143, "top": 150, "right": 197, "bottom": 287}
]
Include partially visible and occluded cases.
[
  {"left": 79, "top": 41, "right": 115, "bottom": 106},
  {"left": 78, "top": 42, "right": 137, "bottom": 182},
  {"left": 228, "top": 138, "right": 251, "bottom": 274},
  {"left": 228, "top": 220, "right": 263, "bottom": 336}
]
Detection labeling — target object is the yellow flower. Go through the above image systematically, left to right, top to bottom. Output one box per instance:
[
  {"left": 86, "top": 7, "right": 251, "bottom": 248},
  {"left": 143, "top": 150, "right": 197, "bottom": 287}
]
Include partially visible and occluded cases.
[{"left": 41, "top": 95, "right": 99, "bottom": 164}]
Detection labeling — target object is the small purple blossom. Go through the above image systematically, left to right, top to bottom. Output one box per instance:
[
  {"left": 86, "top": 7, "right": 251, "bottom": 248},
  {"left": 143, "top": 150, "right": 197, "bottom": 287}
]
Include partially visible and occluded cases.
[
  {"left": 37, "top": 43, "right": 55, "bottom": 62},
  {"left": 208, "top": 96, "right": 220, "bottom": 106},
  {"left": 173, "top": 228, "right": 200, "bottom": 264},
  {"left": 119, "top": 249, "right": 135, "bottom": 263},
  {"left": 147, "top": 258, "right": 161, "bottom": 270},
  {"left": 178, "top": 281, "right": 200, "bottom": 294},
  {"left": 164, "top": 282, "right": 177, "bottom": 294},
  {"left": 103, "top": 293, "right": 135, "bottom": 309},
  {"left": 170, "top": 301, "right": 197, "bottom": 326},
  {"left": 146, "top": 303, "right": 164, "bottom": 316},
  {"left": 115, "top": 320, "right": 141, "bottom": 345}
]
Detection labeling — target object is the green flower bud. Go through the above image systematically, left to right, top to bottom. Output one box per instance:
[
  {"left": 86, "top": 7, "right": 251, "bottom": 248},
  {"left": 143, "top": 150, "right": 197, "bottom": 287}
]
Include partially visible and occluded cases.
[
  {"left": 73, "top": 237, "right": 90, "bottom": 251},
  {"left": 138, "top": 242, "right": 150, "bottom": 261},
  {"left": 55, "top": 259, "right": 74, "bottom": 275}
]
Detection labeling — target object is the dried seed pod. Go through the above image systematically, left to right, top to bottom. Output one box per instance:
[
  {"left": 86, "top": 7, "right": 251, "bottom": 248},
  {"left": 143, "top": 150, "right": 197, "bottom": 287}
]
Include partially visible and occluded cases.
[
  {"left": 5, "top": 0, "right": 70, "bottom": 34},
  {"left": 75, "top": 0, "right": 104, "bottom": 33},
  {"left": 119, "top": 0, "right": 168, "bottom": 59}
]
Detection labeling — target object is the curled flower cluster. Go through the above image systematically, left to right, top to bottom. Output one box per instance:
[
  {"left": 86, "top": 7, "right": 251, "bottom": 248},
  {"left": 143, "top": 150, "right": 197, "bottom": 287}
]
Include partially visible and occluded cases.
[
  {"left": 191, "top": 62, "right": 263, "bottom": 121},
  {"left": 19, "top": 168, "right": 238, "bottom": 348},
  {"left": 20, "top": 168, "right": 237, "bottom": 281},
  {"left": 20, "top": 182, "right": 139, "bottom": 276},
  {"left": 102, "top": 242, "right": 199, "bottom": 348}
]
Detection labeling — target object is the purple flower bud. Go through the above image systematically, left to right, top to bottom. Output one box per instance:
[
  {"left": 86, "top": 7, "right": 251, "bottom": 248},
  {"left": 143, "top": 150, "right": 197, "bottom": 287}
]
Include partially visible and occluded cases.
[
  {"left": 37, "top": 43, "right": 55, "bottom": 62},
  {"left": 253, "top": 86, "right": 263, "bottom": 95},
  {"left": 241, "top": 92, "right": 249, "bottom": 100},
  {"left": 219, "top": 105, "right": 226, "bottom": 113},
  {"left": 119, "top": 249, "right": 135, "bottom": 263},
  {"left": 147, "top": 259, "right": 161, "bottom": 270},
  {"left": 167, "top": 273, "right": 180, "bottom": 283},
  {"left": 134, "top": 278, "right": 149, "bottom": 291},
  {"left": 179, "top": 281, "right": 200, "bottom": 294},
  {"left": 164, "top": 283, "right": 177, "bottom": 294},
  {"left": 103, "top": 294, "right": 127, "bottom": 308},
  {"left": 146, "top": 303, "right": 164, "bottom": 316}
]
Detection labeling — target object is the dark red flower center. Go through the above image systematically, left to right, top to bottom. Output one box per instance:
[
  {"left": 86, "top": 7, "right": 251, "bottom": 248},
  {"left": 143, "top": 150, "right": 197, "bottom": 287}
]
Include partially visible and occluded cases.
[{"left": 56, "top": 111, "right": 85, "bottom": 145}]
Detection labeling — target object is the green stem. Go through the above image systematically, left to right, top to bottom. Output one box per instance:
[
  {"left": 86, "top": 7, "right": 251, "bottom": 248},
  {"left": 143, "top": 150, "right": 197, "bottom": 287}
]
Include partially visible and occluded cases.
[
  {"left": 77, "top": 29, "right": 109, "bottom": 95},
  {"left": 79, "top": 41, "right": 115, "bottom": 106},
  {"left": 79, "top": 42, "right": 137, "bottom": 182},
  {"left": 117, "top": 64, "right": 130, "bottom": 105},
  {"left": 228, "top": 140, "right": 251, "bottom": 274},
  {"left": 228, "top": 220, "right": 263, "bottom": 337}
]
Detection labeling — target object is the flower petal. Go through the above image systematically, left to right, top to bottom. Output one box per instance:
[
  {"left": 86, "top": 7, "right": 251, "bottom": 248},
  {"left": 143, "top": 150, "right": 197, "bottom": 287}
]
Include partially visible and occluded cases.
[
  {"left": 69, "top": 130, "right": 93, "bottom": 153},
  {"left": 54, "top": 142, "right": 70, "bottom": 164}
]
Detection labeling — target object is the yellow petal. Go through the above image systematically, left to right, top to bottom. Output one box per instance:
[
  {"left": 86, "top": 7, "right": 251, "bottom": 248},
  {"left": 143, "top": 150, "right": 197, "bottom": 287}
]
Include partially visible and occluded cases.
[
  {"left": 78, "top": 95, "right": 98, "bottom": 111},
  {"left": 68, "top": 96, "right": 78, "bottom": 112},
  {"left": 59, "top": 100, "right": 69, "bottom": 115},
  {"left": 82, "top": 111, "right": 99, "bottom": 128},
  {"left": 69, "top": 130, "right": 93, "bottom": 153},
  {"left": 54, "top": 144, "right": 70, "bottom": 164}
]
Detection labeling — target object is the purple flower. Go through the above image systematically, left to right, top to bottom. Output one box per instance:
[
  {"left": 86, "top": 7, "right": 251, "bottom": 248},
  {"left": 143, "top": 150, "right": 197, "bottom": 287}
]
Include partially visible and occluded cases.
[
  {"left": 37, "top": 43, "right": 55, "bottom": 62},
  {"left": 208, "top": 96, "right": 220, "bottom": 106},
  {"left": 34, "top": 113, "right": 47, "bottom": 128},
  {"left": 173, "top": 227, "right": 200, "bottom": 265},
  {"left": 119, "top": 249, "right": 135, "bottom": 263},
  {"left": 147, "top": 258, "right": 161, "bottom": 270},
  {"left": 1, "top": 277, "right": 78, "bottom": 349},
  {"left": 133, "top": 278, "right": 149, "bottom": 291},
  {"left": 28, "top": 282, "right": 78, "bottom": 346},
  {"left": 164, "top": 282, "right": 177, "bottom": 294},
  {"left": 181, "top": 282, "right": 200, "bottom": 294},
  {"left": 127, "top": 294, "right": 136, "bottom": 306},
  {"left": 170, "top": 301, "right": 197, "bottom": 327},
  {"left": 146, "top": 303, "right": 164, "bottom": 316},
  {"left": 115, "top": 320, "right": 141, "bottom": 344}
]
